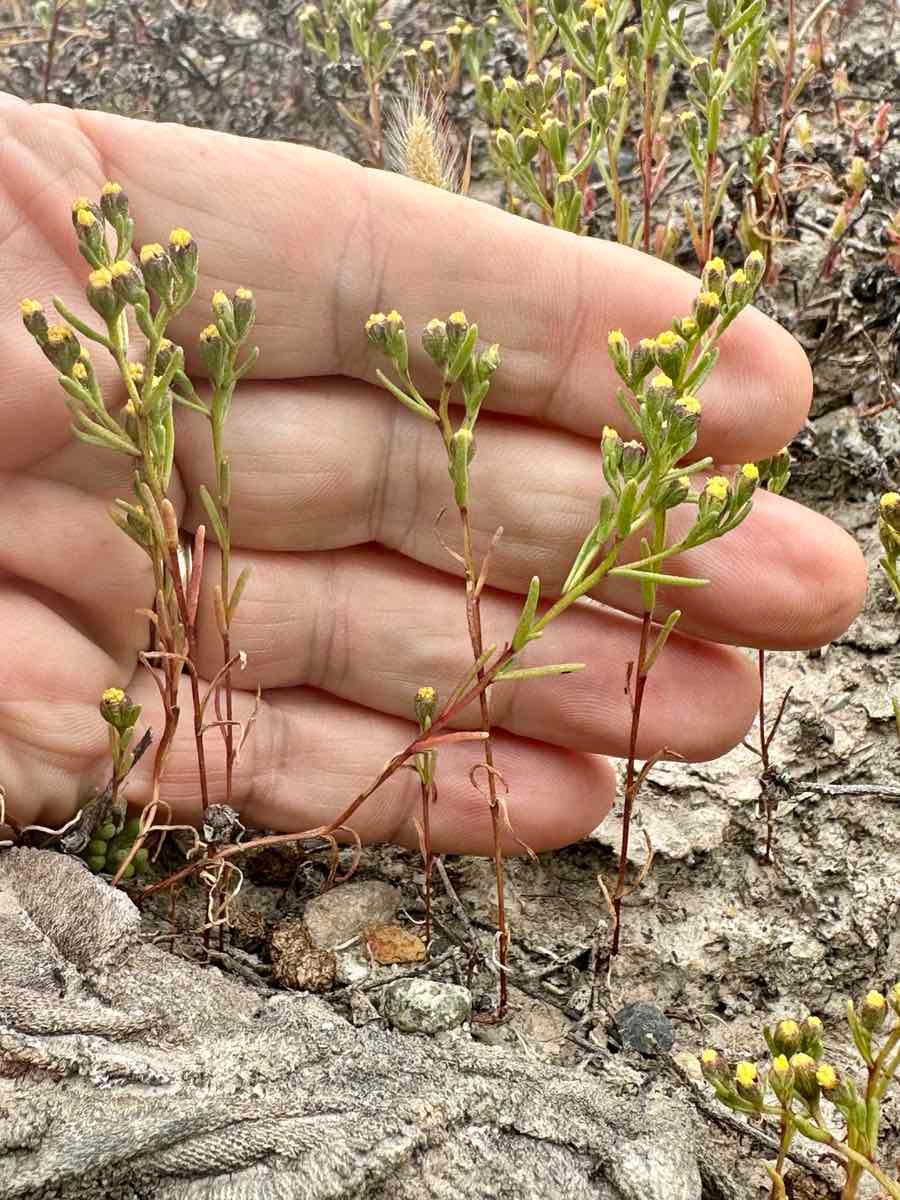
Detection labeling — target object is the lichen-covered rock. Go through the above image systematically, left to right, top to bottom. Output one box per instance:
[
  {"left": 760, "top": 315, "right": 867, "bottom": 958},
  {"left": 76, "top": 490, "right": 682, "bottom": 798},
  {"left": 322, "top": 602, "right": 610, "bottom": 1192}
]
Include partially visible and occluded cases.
[
  {"left": 304, "top": 880, "right": 401, "bottom": 949},
  {"left": 270, "top": 919, "right": 336, "bottom": 992},
  {"left": 382, "top": 979, "right": 472, "bottom": 1035}
]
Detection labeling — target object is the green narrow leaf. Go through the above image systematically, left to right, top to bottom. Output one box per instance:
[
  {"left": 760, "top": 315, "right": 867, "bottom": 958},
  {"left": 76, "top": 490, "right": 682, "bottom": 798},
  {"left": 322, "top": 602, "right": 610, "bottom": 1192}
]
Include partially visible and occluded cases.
[
  {"left": 51, "top": 297, "right": 111, "bottom": 347},
  {"left": 446, "top": 323, "right": 480, "bottom": 383},
  {"left": 375, "top": 369, "right": 438, "bottom": 421},
  {"left": 72, "top": 411, "right": 140, "bottom": 456},
  {"left": 74, "top": 426, "right": 139, "bottom": 455},
  {"left": 199, "top": 484, "right": 228, "bottom": 549},
  {"left": 228, "top": 565, "right": 252, "bottom": 618},
  {"left": 610, "top": 567, "right": 709, "bottom": 587},
  {"left": 512, "top": 576, "right": 541, "bottom": 652},
  {"left": 644, "top": 610, "right": 682, "bottom": 673},
  {"left": 496, "top": 662, "right": 585, "bottom": 683}
]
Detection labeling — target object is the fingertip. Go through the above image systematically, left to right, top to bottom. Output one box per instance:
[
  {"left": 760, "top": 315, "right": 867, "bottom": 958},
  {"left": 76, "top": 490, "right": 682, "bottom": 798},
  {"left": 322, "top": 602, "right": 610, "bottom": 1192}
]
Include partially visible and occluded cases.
[
  {"left": 702, "top": 305, "right": 813, "bottom": 463},
  {"left": 641, "top": 637, "right": 760, "bottom": 763},
  {"left": 418, "top": 738, "right": 616, "bottom": 855}
]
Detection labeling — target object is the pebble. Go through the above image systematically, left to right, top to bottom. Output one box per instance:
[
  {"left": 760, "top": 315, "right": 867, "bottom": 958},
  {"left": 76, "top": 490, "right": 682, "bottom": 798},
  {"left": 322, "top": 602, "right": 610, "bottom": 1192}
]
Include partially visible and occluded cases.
[
  {"left": 304, "top": 880, "right": 401, "bottom": 949},
  {"left": 365, "top": 923, "right": 427, "bottom": 965},
  {"left": 334, "top": 948, "right": 370, "bottom": 986},
  {"left": 382, "top": 979, "right": 472, "bottom": 1035},
  {"left": 610, "top": 1003, "right": 675, "bottom": 1057}
]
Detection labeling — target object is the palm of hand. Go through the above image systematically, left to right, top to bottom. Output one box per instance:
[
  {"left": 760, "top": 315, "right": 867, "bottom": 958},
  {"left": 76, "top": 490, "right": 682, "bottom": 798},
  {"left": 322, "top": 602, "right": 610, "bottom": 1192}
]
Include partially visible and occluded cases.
[{"left": 0, "top": 93, "right": 865, "bottom": 852}]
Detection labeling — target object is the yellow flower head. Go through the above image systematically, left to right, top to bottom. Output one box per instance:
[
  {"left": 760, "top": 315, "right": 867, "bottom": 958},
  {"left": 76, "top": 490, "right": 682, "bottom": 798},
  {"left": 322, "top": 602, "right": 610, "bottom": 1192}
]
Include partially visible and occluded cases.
[
  {"left": 378, "top": 19, "right": 391, "bottom": 30},
  {"left": 420, "top": 39, "right": 435, "bottom": 53},
  {"left": 101, "top": 180, "right": 123, "bottom": 196},
  {"left": 71, "top": 196, "right": 91, "bottom": 214},
  {"left": 76, "top": 207, "right": 97, "bottom": 228},
  {"left": 168, "top": 227, "right": 193, "bottom": 249},
  {"left": 140, "top": 243, "right": 165, "bottom": 265},
  {"left": 707, "top": 257, "right": 726, "bottom": 273},
  {"left": 110, "top": 259, "right": 134, "bottom": 278},
  {"left": 88, "top": 267, "right": 113, "bottom": 288},
  {"left": 730, "top": 268, "right": 747, "bottom": 286},
  {"left": 235, "top": 286, "right": 253, "bottom": 300},
  {"left": 212, "top": 290, "right": 228, "bottom": 307},
  {"left": 698, "top": 290, "right": 721, "bottom": 308},
  {"left": 19, "top": 298, "right": 43, "bottom": 316},
  {"left": 386, "top": 309, "right": 403, "bottom": 324},
  {"left": 448, "top": 310, "right": 468, "bottom": 327},
  {"left": 366, "top": 312, "right": 386, "bottom": 332},
  {"left": 680, "top": 317, "right": 698, "bottom": 337},
  {"left": 47, "top": 324, "right": 71, "bottom": 344},
  {"left": 200, "top": 324, "right": 220, "bottom": 342},
  {"left": 655, "top": 330, "right": 682, "bottom": 350},
  {"left": 639, "top": 337, "right": 655, "bottom": 351},
  {"left": 72, "top": 362, "right": 88, "bottom": 382},
  {"left": 127, "top": 362, "right": 145, "bottom": 382},
  {"left": 650, "top": 372, "right": 673, "bottom": 390},
  {"left": 675, "top": 395, "right": 701, "bottom": 415},
  {"left": 602, "top": 425, "right": 620, "bottom": 440},
  {"left": 741, "top": 463, "right": 760, "bottom": 482},
  {"left": 705, "top": 476, "right": 729, "bottom": 502},
  {"left": 881, "top": 492, "right": 900, "bottom": 511},
  {"left": 416, "top": 685, "right": 436, "bottom": 703},
  {"left": 102, "top": 687, "right": 125, "bottom": 705},
  {"left": 865, "top": 990, "right": 886, "bottom": 1009},
  {"left": 805, "top": 1015, "right": 822, "bottom": 1031},
  {"left": 777, "top": 1018, "right": 800, "bottom": 1038},
  {"left": 700, "top": 1048, "right": 719, "bottom": 1066},
  {"left": 789, "top": 1052, "right": 816, "bottom": 1070},
  {"left": 771, "top": 1054, "right": 790, "bottom": 1073},
  {"left": 734, "top": 1061, "right": 757, "bottom": 1088},
  {"left": 816, "top": 1063, "right": 838, "bottom": 1089}
]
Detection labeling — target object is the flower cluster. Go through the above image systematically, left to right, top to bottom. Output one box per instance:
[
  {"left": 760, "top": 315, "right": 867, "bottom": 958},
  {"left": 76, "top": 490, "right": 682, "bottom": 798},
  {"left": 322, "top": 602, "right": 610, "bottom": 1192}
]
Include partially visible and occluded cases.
[{"left": 702, "top": 988, "right": 900, "bottom": 1198}]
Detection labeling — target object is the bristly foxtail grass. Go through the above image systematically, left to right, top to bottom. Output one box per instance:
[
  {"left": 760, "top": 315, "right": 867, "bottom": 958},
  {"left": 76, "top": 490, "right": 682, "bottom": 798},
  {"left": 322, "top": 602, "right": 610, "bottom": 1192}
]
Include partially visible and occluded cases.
[{"left": 385, "top": 85, "right": 462, "bottom": 193}]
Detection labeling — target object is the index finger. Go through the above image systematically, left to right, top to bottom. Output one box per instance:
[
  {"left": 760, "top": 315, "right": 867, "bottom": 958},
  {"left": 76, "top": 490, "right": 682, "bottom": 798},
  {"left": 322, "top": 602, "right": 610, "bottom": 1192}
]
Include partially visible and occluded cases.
[{"left": 3, "top": 95, "right": 811, "bottom": 462}]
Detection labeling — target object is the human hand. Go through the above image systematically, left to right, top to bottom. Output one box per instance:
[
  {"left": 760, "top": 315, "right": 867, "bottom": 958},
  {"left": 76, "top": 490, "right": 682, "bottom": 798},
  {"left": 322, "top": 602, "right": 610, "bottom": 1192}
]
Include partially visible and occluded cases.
[{"left": 0, "top": 94, "right": 866, "bottom": 852}]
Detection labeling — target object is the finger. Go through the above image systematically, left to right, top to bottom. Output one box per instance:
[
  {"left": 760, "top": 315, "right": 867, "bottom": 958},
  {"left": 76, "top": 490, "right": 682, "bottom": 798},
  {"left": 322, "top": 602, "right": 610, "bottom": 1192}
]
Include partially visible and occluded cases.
[
  {"left": 3, "top": 96, "right": 811, "bottom": 462},
  {"left": 175, "top": 381, "right": 866, "bottom": 649},
  {"left": 0, "top": 463, "right": 153, "bottom": 665},
  {"left": 192, "top": 543, "right": 760, "bottom": 761},
  {"left": 0, "top": 583, "right": 122, "bottom": 826},
  {"left": 1, "top": 605, "right": 615, "bottom": 854},
  {"left": 123, "top": 676, "right": 616, "bottom": 855}
]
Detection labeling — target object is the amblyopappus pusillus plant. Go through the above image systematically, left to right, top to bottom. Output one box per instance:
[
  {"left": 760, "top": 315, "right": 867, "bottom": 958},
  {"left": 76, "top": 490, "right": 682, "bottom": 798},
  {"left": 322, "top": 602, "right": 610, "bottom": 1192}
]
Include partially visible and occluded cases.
[
  {"left": 19, "top": 183, "right": 257, "bottom": 886},
  {"left": 365, "top": 247, "right": 788, "bottom": 1015},
  {"left": 703, "top": 987, "right": 900, "bottom": 1198}
]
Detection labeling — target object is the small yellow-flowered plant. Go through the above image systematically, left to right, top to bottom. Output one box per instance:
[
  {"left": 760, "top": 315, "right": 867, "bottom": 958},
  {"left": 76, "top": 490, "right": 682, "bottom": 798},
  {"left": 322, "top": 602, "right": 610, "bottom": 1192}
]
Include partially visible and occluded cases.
[
  {"left": 19, "top": 182, "right": 258, "bottom": 878},
  {"left": 365, "top": 249, "right": 776, "bottom": 1008},
  {"left": 702, "top": 988, "right": 900, "bottom": 1198}
]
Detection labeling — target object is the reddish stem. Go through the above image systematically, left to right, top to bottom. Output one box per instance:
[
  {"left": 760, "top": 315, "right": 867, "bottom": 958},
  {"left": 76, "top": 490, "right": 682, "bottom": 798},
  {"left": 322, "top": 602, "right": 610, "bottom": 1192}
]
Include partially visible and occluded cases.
[{"left": 610, "top": 611, "right": 653, "bottom": 957}]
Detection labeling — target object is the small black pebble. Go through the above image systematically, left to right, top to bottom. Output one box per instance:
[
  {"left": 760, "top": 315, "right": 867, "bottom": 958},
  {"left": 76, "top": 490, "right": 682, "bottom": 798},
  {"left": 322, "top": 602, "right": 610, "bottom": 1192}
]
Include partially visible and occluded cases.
[{"left": 610, "top": 1003, "right": 674, "bottom": 1057}]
